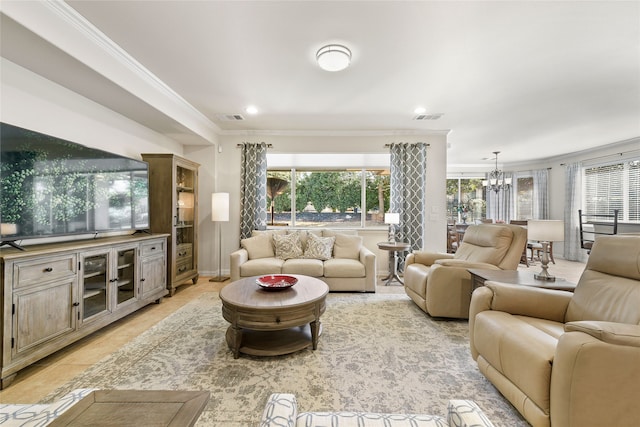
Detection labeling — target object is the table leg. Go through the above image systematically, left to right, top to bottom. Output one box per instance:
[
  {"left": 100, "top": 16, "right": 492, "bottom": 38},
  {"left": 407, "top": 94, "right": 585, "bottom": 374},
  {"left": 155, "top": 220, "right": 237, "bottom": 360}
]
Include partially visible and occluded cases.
[
  {"left": 385, "top": 251, "right": 404, "bottom": 286},
  {"left": 310, "top": 320, "right": 320, "bottom": 350},
  {"left": 230, "top": 326, "right": 243, "bottom": 359}
]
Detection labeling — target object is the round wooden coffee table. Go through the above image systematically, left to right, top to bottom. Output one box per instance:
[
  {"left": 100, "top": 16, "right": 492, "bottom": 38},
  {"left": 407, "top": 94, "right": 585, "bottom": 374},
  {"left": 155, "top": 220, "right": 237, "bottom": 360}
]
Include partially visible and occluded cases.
[{"left": 219, "top": 274, "right": 329, "bottom": 358}]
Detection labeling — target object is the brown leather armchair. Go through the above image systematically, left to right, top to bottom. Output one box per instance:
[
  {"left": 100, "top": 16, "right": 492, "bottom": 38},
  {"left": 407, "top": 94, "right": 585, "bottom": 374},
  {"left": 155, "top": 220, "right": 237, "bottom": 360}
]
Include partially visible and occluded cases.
[
  {"left": 403, "top": 224, "right": 527, "bottom": 319},
  {"left": 469, "top": 235, "right": 640, "bottom": 427}
]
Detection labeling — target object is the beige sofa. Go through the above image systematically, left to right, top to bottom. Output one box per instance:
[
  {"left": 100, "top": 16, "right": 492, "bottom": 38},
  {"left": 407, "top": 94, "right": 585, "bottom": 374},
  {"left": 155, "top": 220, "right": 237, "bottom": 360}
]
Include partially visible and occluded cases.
[
  {"left": 404, "top": 224, "right": 527, "bottom": 318},
  {"left": 230, "top": 230, "right": 376, "bottom": 292},
  {"left": 469, "top": 235, "right": 640, "bottom": 427},
  {"left": 259, "top": 393, "right": 495, "bottom": 427}
]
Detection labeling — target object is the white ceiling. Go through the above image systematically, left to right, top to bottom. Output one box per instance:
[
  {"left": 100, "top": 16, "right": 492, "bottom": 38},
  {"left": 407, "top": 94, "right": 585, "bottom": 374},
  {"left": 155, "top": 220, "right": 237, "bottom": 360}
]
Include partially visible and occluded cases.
[{"left": 2, "top": 1, "right": 639, "bottom": 166}]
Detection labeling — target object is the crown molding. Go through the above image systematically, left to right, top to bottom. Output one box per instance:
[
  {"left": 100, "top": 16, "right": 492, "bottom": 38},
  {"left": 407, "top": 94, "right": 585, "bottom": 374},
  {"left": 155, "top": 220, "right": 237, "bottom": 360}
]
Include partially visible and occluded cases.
[
  {"left": 11, "top": 0, "right": 220, "bottom": 142},
  {"left": 218, "top": 129, "right": 451, "bottom": 137}
]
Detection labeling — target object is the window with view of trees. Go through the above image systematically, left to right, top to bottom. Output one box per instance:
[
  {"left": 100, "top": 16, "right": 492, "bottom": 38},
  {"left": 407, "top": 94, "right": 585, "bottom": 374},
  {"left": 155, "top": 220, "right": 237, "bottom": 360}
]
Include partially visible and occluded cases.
[
  {"left": 583, "top": 159, "right": 640, "bottom": 222},
  {"left": 267, "top": 170, "right": 390, "bottom": 227},
  {"left": 515, "top": 177, "right": 533, "bottom": 220},
  {"left": 446, "top": 178, "right": 486, "bottom": 223}
]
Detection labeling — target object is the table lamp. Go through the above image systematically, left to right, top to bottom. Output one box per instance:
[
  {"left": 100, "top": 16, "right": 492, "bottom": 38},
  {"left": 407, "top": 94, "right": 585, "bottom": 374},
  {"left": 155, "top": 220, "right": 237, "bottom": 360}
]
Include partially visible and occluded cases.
[
  {"left": 209, "top": 192, "right": 230, "bottom": 282},
  {"left": 384, "top": 213, "right": 400, "bottom": 243},
  {"left": 527, "top": 220, "right": 564, "bottom": 281}
]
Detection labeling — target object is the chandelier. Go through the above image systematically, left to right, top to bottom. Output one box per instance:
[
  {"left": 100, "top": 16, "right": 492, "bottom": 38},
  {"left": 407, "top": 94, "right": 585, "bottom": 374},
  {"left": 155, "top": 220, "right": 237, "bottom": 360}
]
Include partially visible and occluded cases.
[{"left": 482, "top": 151, "right": 512, "bottom": 193}]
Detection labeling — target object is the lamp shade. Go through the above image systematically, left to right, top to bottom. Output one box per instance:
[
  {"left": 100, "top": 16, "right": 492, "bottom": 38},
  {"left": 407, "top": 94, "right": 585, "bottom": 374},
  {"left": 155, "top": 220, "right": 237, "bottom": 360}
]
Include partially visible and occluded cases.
[
  {"left": 211, "top": 192, "right": 229, "bottom": 222},
  {"left": 384, "top": 212, "right": 400, "bottom": 225},
  {"left": 527, "top": 220, "right": 564, "bottom": 242},
  {"left": 1, "top": 223, "right": 17, "bottom": 235}
]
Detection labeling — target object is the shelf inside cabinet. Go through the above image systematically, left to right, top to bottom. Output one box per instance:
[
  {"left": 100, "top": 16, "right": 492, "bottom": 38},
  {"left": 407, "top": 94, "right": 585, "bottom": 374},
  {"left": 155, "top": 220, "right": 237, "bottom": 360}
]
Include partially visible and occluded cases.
[
  {"left": 118, "top": 263, "right": 134, "bottom": 270},
  {"left": 84, "top": 270, "right": 106, "bottom": 279},
  {"left": 83, "top": 289, "right": 104, "bottom": 299}
]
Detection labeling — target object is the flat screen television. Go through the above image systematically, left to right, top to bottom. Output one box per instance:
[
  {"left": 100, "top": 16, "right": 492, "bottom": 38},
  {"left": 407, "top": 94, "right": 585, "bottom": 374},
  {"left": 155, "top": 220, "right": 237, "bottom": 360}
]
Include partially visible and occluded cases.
[{"left": 1, "top": 122, "right": 150, "bottom": 249}]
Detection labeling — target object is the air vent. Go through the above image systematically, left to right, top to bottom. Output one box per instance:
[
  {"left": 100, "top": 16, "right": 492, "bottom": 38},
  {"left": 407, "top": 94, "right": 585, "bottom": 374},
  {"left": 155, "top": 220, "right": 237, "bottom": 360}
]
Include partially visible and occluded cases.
[
  {"left": 413, "top": 113, "right": 443, "bottom": 121},
  {"left": 216, "top": 114, "right": 245, "bottom": 121}
]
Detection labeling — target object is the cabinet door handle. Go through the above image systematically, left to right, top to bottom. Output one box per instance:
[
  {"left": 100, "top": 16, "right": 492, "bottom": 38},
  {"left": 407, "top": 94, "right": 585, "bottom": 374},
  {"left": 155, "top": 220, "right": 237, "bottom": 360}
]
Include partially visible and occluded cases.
[
  {"left": 151, "top": 247, "right": 156, "bottom": 250},
  {"left": 44, "top": 267, "right": 53, "bottom": 272},
  {"left": 110, "top": 278, "right": 118, "bottom": 283},
  {"left": 141, "top": 278, "right": 146, "bottom": 282},
  {"left": 72, "top": 302, "right": 80, "bottom": 307}
]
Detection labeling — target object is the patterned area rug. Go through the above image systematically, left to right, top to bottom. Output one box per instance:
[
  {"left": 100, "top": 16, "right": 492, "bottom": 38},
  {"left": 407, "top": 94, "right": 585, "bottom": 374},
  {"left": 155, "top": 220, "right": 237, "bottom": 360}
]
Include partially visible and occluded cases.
[{"left": 43, "top": 292, "right": 528, "bottom": 426}]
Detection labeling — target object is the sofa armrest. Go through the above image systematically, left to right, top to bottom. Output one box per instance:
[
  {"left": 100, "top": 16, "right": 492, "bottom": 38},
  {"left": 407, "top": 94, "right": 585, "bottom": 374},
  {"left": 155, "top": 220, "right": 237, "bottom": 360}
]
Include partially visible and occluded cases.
[
  {"left": 359, "top": 246, "right": 377, "bottom": 292},
  {"left": 230, "top": 248, "right": 249, "bottom": 282},
  {"left": 409, "top": 251, "right": 454, "bottom": 266},
  {"left": 434, "top": 259, "right": 502, "bottom": 270},
  {"left": 479, "top": 281, "right": 572, "bottom": 321},
  {"left": 469, "top": 282, "right": 572, "bottom": 359},
  {"left": 565, "top": 321, "right": 640, "bottom": 347},
  {"left": 550, "top": 323, "right": 640, "bottom": 427},
  {"left": 259, "top": 393, "right": 298, "bottom": 427},
  {"left": 447, "top": 400, "right": 495, "bottom": 427}
]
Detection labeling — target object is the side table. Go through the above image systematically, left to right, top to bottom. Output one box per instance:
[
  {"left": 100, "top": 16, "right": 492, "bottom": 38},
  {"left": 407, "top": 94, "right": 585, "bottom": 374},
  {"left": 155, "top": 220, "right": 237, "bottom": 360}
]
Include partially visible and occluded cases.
[
  {"left": 377, "top": 241, "right": 411, "bottom": 286},
  {"left": 468, "top": 268, "right": 577, "bottom": 292}
]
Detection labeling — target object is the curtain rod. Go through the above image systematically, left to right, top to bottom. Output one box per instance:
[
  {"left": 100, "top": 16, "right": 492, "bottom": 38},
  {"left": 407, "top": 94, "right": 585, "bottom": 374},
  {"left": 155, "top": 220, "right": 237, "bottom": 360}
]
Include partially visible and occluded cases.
[
  {"left": 236, "top": 143, "right": 273, "bottom": 148},
  {"left": 383, "top": 143, "right": 430, "bottom": 148},
  {"left": 560, "top": 148, "right": 640, "bottom": 166}
]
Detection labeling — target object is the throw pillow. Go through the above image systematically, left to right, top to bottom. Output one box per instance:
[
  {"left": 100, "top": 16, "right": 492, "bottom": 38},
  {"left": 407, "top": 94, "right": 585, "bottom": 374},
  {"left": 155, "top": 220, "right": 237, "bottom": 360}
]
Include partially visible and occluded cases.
[
  {"left": 241, "top": 233, "right": 275, "bottom": 260},
  {"left": 273, "top": 233, "right": 304, "bottom": 260},
  {"left": 303, "top": 233, "right": 335, "bottom": 261},
  {"left": 332, "top": 233, "right": 363, "bottom": 259}
]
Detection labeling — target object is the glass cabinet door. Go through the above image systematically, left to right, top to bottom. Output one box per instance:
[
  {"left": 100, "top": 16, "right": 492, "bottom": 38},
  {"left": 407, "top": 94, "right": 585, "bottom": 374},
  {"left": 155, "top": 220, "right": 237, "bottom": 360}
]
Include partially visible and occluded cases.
[
  {"left": 175, "top": 165, "right": 195, "bottom": 277},
  {"left": 116, "top": 248, "right": 136, "bottom": 306},
  {"left": 82, "top": 254, "right": 109, "bottom": 320}
]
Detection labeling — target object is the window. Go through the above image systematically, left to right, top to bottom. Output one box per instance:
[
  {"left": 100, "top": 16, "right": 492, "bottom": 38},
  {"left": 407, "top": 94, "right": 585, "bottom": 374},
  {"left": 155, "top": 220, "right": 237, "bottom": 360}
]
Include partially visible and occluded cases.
[
  {"left": 583, "top": 159, "right": 640, "bottom": 222},
  {"left": 267, "top": 169, "right": 390, "bottom": 228},
  {"left": 515, "top": 177, "right": 533, "bottom": 220},
  {"left": 446, "top": 178, "right": 485, "bottom": 223}
]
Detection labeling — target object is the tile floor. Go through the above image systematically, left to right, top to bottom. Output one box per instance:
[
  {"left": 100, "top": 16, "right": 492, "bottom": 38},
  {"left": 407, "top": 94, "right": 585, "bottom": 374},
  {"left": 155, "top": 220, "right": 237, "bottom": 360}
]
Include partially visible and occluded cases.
[{"left": 0, "top": 257, "right": 586, "bottom": 405}]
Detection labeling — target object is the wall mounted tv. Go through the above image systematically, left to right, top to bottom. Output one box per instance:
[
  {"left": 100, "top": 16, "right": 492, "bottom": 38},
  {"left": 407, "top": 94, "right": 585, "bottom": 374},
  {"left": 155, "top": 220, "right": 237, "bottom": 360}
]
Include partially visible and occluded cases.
[{"left": 1, "top": 122, "right": 150, "bottom": 249}]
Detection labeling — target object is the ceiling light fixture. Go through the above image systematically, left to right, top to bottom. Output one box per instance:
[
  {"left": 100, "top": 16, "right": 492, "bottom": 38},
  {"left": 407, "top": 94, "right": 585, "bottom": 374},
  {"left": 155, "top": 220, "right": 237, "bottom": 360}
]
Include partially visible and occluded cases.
[
  {"left": 316, "top": 44, "right": 351, "bottom": 72},
  {"left": 245, "top": 105, "right": 258, "bottom": 115},
  {"left": 414, "top": 107, "right": 426, "bottom": 115},
  {"left": 482, "top": 151, "right": 512, "bottom": 193}
]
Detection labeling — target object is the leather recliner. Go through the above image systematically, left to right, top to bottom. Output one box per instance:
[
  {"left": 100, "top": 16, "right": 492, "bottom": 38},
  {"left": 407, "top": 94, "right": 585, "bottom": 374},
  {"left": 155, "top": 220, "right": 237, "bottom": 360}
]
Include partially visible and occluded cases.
[
  {"left": 404, "top": 224, "right": 527, "bottom": 318},
  {"left": 469, "top": 235, "right": 640, "bottom": 427}
]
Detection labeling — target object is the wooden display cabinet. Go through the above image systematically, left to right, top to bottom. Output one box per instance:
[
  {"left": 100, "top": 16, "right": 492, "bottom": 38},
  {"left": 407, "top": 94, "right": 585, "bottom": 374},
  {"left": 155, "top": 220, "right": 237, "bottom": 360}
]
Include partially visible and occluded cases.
[{"left": 142, "top": 154, "right": 200, "bottom": 296}]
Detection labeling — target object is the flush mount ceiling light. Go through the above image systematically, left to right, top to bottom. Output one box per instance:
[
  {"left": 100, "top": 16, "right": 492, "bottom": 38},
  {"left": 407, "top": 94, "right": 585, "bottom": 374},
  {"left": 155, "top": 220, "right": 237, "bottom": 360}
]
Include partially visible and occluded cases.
[{"left": 316, "top": 44, "right": 351, "bottom": 72}]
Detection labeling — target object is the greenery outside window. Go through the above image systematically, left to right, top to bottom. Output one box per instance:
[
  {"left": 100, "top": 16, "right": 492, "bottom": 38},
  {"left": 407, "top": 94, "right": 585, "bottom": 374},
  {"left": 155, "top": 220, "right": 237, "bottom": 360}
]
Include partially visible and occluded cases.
[
  {"left": 267, "top": 169, "right": 390, "bottom": 228},
  {"left": 515, "top": 176, "right": 533, "bottom": 220},
  {"left": 446, "top": 177, "right": 485, "bottom": 223}
]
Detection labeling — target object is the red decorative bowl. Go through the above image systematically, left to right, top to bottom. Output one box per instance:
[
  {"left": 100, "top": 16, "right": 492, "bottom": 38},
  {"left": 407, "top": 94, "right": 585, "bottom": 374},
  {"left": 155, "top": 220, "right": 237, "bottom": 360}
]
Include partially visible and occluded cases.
[{"left": 256, "top": 275, "right": 298, "bottom": 290}]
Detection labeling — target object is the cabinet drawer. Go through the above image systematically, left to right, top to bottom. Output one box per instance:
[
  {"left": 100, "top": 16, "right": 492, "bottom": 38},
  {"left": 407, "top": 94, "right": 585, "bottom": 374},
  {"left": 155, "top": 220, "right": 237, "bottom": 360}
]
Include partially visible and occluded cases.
[
  {"left": 141, "top": 240, "right": 165, "bottom": 257},
  {"left": 176, "top": 244, "right": 192, "bottom": 260},
  {"left": 15, "top": 255, "right": 77, "bottom": 288},
  {"left": 176, "top": 258, "right": 193, "bottom": 276}
]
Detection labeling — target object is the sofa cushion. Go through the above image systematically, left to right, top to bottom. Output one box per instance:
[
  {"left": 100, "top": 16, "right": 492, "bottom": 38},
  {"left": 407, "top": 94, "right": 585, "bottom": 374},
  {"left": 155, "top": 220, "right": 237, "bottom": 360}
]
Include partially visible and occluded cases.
[
  {"left": 454, "top": 225, "right": 511, "bottom": 265},
  {"left": 289, "top": 230, "right": 322, "bottom": 251},
  {"left": 241, "top": 233, "right": 276, "bottom": 260},
  {"left": 273, "top": 233, "right": 304, "bottom": 260},
  {"left": 330, "top": 233, "right": 363, "bottom": 260},
  {"left": 303, "top": 234, "right": 335, "bottom": 260},
  {"left": 240, "top": 258, "right": 284, "bottom": 276},
  {"left": 324, "top": 258, "right": 365, "bottom": 278},
  {"left": 282, "top": 259, "right": 324, "bottom": 277},
  {"left": 474, "top": 311, "right": 561, "bottom": 414}
]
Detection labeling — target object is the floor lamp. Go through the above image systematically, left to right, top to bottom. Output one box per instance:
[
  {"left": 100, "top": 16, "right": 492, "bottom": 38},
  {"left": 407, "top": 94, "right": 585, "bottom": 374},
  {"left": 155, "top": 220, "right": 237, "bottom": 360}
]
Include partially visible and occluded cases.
[{"left": 209, "top": 192, "right": 230, "bottom": 282}]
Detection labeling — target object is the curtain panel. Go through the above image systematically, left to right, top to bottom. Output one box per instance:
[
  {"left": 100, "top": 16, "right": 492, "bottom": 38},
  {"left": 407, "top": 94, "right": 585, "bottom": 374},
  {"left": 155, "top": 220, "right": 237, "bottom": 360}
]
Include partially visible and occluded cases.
[
  {"left": 239, "top": 142, "right": 268, "bottom": 240},
  {"left": 389, "top": 143, "right": 427, "bottom": 267},
  {"left": 564, "top": 162, "right": 585, "bottom": 261},
  {"left": 532, "top": 168, "right": 550, "bottom": 219},
  {"left": 485, "top": 172, "right": 514, "bottom": 222}
]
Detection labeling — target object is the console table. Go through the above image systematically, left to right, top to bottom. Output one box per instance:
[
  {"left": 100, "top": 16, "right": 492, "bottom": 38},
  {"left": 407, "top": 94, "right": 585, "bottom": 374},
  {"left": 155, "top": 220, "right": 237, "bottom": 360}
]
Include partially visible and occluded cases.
[{"left": 468, "top": 268, "right": 577, "bottom": 292}]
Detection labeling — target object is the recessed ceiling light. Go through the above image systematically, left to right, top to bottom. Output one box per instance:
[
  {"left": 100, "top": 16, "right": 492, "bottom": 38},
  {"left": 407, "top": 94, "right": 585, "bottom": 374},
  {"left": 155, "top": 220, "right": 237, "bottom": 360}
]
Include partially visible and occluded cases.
[
  {"left": 316, "top": 44, "right": 351, "bottom": 72},
  {"left": 245, "top": 105, "right": 258, "bottom": 115},
  {"left": 414, "top": 107, "right": 427, "bottom": 115}
]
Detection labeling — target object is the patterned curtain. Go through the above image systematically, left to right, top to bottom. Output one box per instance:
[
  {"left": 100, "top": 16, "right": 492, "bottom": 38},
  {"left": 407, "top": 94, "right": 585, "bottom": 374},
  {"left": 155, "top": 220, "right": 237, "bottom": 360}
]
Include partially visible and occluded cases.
[
  {"left": 239, "top": 143, "right": 268, "bottom": 240},
  {"left": 389, "top": 143, "right": 427, "bottom": 267},
  {"left": 563, "top": 162, "right": 585, "bottom": 261},
  {"left": 532, "top": 168, "right": 550, "bottom": 219},
  {"left": 485, "top": 172, "right": 514, "bottom": 222}
]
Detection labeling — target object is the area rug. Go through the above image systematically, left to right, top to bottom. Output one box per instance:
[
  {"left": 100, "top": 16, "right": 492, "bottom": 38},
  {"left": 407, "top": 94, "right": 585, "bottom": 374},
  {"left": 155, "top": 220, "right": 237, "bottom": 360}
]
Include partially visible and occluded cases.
[{"left": 43, "top": 292, "right": 528, "bottom": 426}]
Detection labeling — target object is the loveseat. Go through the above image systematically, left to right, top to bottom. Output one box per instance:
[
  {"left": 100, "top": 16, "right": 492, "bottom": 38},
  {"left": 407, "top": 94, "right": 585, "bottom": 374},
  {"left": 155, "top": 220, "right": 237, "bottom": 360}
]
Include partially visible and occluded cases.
[
  {"left": 404, "top": 224, "right": 527, "bottom": 318},
  {"left": 230, "top": 230, "right": 377, "bottom": 292},
  {"left": 469, "top": 235, "right": 640, "bottom": 427},
  {"left": 259, "top": 393, "right": 495, "bottom": 427}
]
